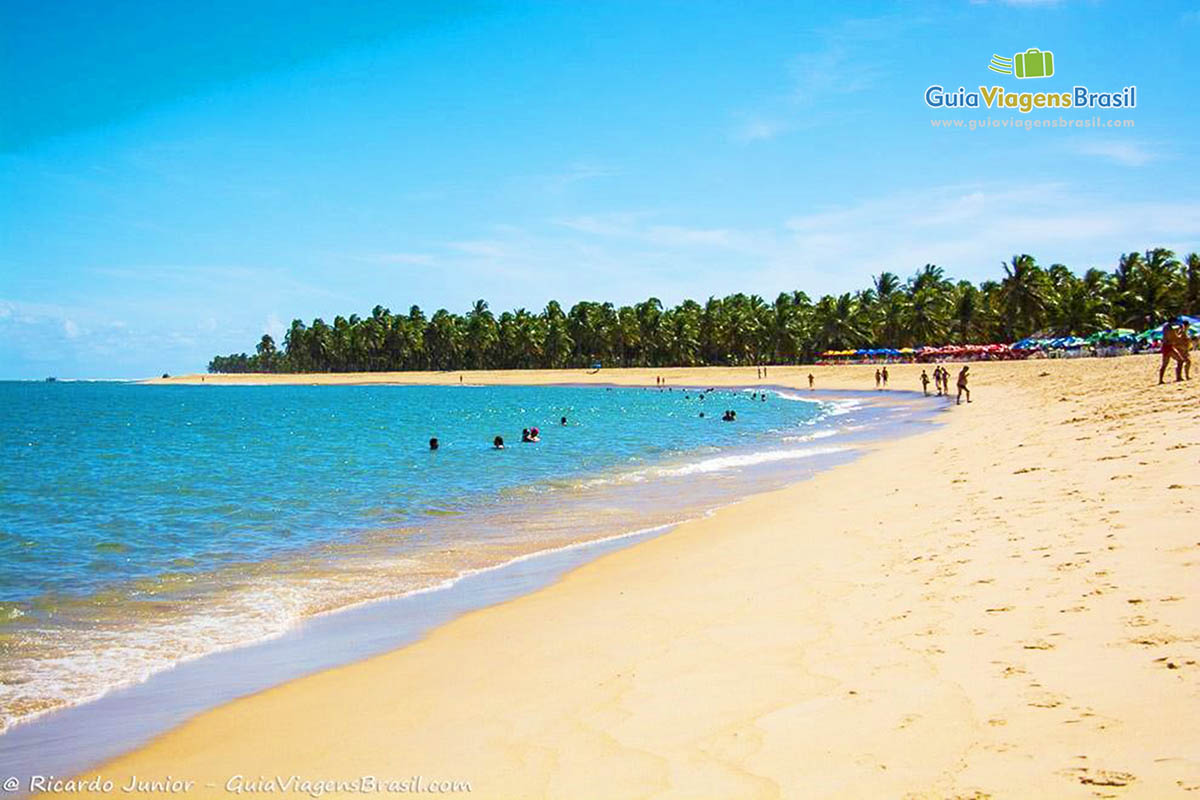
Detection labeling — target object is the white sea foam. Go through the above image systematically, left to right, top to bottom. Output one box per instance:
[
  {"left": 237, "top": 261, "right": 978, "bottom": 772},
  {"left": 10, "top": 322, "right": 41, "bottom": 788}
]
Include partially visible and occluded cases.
[{"left": 645, "top": 444, "right": 849, "bottom": 477}]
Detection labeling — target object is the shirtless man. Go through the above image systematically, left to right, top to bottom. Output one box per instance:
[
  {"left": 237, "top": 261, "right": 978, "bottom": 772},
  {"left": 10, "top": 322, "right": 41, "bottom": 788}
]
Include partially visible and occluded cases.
[
  {"left": 1159, "top": 323, "right": 1181, "bottom": 384},
  {"left": 956, "top": 365, "right": 971, "bottom": 405},
  {"left": 881, "top": 366, "right": 889, "bottom": 387},
  {"left": 875, "top": 369, "right": 882, "bottom": 389},
  {"left": 920, "top": 370, "right": 930, "bottom": 396},
  {"left": 808, "top": 373, "right": 814, "bottom": 390}
]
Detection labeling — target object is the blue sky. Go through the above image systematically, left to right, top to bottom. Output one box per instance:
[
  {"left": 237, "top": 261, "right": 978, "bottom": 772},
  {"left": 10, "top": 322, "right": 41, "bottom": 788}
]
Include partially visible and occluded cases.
[{"left": 2, "top": 0, "right": 1198, "bottom": 378}]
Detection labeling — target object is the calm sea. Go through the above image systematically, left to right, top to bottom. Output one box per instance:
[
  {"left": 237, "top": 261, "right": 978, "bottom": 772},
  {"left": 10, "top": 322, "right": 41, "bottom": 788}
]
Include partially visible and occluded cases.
[{"left": 0, "top": 381, "right": 854, "bottom": 732}]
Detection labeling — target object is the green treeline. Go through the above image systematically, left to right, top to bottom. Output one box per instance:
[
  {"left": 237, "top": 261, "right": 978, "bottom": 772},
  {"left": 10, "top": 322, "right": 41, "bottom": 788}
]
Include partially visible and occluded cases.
[{"left": 209, "top": 249, "right": 1200, "bottom": 373}]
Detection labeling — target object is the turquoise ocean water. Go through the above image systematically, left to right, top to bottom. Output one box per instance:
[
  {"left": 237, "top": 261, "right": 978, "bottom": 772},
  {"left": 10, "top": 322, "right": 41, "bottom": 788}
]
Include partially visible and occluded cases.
[{"left": 0, "top": 381, "right": 856, "bottom": 732}]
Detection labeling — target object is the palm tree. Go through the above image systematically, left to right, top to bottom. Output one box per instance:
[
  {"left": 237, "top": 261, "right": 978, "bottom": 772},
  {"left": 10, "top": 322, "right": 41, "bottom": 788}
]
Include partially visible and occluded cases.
[
  {"left": 210, "top": 247, "right": 1200, "bottom": 373},
  {"left": 1118, "top": 248, "right": 1182, "bottom": 328},
  {"left": 1185, "top": 253, "right": 1200, "bottom": 314},
  {"left": 999, "top": 254, "right": 1049, "bottom": 338},
  {"left": 813, "top": 293, "right": 868, "bottom": 352},
  {"left": 464, "top": 299, "right": 498, "bottom": 369}
]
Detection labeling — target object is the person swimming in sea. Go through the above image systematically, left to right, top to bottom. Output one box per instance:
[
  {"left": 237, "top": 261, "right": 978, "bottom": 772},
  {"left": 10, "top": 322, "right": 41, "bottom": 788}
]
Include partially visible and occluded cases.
[
  {"left": 561, "top": 416, "right": 568, "bottom": 425},
  {"left": 529, "top": 427, "right": 540, "bottom": 442},
  {"left": 521, "top": 428, "right": 532, "bottom": 443},
  {"left": 493, "top": 436, "right": 504, "bottom": 449},
  {"left": 429, "top": 437, "right": 439, "bottom": 451}
]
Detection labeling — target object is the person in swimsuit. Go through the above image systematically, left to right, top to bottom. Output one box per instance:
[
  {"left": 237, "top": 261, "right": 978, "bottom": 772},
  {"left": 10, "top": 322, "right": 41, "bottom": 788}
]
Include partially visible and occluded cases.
[
  {"left": 1177, "top": 320, "right": 1192, "bottom": 381},
  {"left": 1159, "top": 323, "right": 1180, "bottom": 384},
  {"left": 956, "top": 365, "right": 971, "bottom": 405},
  {"left": 881, "top": 366, "right": 889, "bottom": 387},
  {"left": 875, "top": 369, "right": 881, "bottom": 389},
  {"left": 920, "top": 370, "right": 930, "bottom": 396},
  {"left": 808, "top": 373, "right": 814, "bottom": 390},
  {"left": 493, "top": 436, "right": 504, "bottom": 449},
  {"left": 429, "top": 437, "right": 439, "bottom": 451}
]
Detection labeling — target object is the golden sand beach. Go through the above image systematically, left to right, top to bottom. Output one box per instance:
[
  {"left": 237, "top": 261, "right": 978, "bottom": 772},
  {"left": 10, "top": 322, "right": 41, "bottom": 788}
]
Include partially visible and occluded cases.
[{"left": 51, "top": 357, "right": 1198, "bottom": 798}]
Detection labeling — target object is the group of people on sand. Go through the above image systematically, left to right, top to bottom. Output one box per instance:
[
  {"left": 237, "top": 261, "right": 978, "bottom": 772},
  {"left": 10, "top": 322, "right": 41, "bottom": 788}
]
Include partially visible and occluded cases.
[
  {"left": 1158, "top": 318, "right": 1193, "bottom": 384},
  {"left": 920, "top": 364, "right": 971, "bottom": 404},
  {"left": 756, "top": 366, "right": 769, "bottom": 379},
  {"left": 874, "top": 367, "right": 889, "bottom": 388}
]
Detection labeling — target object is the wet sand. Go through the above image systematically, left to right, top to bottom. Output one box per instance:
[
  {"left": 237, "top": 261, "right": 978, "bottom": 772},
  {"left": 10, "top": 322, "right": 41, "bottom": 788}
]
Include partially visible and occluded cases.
[{"left": 46, "top": 357, "right": 1200, "bottom": 797}]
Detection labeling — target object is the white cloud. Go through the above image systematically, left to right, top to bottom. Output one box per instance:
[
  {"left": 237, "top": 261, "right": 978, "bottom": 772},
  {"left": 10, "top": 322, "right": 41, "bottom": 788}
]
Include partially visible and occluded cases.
[
  {"left": 971, "top": 0, "right": 1064, "bottom": 5},
  {"left": 731, "top": 116, "right": 789, "bottom": 142},
  {"left": 1074, "top": 139, "right": 1157, "bottom": 166},
  {"left": 545, "top": 182, "right": 1200, "bottom": 301},
  {"left": 353, "top": 252, "right": 435, "bottom": 266}
]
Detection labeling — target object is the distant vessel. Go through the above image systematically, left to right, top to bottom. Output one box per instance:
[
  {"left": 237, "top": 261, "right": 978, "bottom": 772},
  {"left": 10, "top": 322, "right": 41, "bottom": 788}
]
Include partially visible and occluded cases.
[{"left": 45, "top": 377, "right": 57, "bottom": 383}]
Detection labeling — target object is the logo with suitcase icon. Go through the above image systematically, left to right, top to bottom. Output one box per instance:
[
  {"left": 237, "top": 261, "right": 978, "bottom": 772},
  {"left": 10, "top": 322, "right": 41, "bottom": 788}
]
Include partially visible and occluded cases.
[{"left": 988, "top": 48, "right": 1055, "bottom": 79}]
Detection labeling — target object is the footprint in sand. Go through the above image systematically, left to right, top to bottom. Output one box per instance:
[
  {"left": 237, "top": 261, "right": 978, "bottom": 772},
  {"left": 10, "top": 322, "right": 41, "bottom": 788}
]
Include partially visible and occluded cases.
[{"left": 1078, "top": 769, "right": 1137, "bottom": 788}]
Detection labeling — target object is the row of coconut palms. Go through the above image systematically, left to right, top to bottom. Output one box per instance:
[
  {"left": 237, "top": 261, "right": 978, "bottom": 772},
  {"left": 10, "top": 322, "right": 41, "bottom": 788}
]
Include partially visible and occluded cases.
[{"left": 208, "top": 248, "right": 1200, "bottom": 373}]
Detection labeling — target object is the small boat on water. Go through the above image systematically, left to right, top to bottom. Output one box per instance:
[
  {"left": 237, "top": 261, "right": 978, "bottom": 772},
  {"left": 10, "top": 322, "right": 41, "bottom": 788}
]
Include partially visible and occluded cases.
[{"left": 45, "top": 377, "right": 57, "bottom": 383}]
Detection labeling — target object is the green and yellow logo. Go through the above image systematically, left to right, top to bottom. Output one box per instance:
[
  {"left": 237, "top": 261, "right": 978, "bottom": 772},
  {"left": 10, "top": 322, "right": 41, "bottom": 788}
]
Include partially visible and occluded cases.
[{"left": 989, "top": 48, "right": 1055, "bottom": 79}]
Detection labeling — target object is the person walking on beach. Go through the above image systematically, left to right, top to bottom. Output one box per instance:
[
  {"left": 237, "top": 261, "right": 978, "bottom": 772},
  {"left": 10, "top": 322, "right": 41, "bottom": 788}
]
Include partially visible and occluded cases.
[
  {"left": 1177, "top": 320, "right": 1192, "bottom": 381},
  {"left": 1159, "top": 322, "right": 1182, "bottom": 384},
  {"left": 934, "top": 365, "right": 944, "bottom": 395},
  {"left": 956, "top": 365, "right": 971, "bottom": 405},
  {"left": 881, "top": 366, "right": 889, "bottom": 387},
  {"left": 875, "top": 369, "right": 881, "bottom": 389},
  {"left": 920, "top": 370, "right": 930, "bottom": 396},
  {"left": 808, "top": 373, "right": 814, "bottom": 390}
]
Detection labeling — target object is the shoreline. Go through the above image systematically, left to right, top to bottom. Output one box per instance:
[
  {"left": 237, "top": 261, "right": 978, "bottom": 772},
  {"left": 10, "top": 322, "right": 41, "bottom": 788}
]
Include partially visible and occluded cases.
[
  {"left": 29, "top": 358, "right": 1200, "bottom": 798},
  {"left": 5, "top": 382, "right": 934, "bottom": 790}
]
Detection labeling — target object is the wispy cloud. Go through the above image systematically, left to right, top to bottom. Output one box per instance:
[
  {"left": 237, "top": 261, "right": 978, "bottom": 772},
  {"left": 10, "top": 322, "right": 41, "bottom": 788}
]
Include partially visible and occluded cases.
[
  {"left": 970, "top": 0, "right": 1064, "bottom": 6},
  {"left": 729, "top": 14, "right": 918, "bottom": 142},
  {"left": 730, "top": 115, "right": 789, "bottom": 142},
  {"left": 1074, "top": 139, "right": 1157, "bottom": 167},
  {"left": 521, "top": 161, "right": 622, "bottom": 193},
  {"left": 551, "top": 182, "right": 1200, "bottom": 299},
  {"left": 346, "top": 252, "right": 436, "bottom": 267}
]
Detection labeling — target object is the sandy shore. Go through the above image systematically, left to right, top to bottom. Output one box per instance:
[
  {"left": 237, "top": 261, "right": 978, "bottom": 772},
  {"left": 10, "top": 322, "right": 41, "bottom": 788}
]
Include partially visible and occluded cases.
[{"left": 50, "top": 358, "right": 1199, "bottom": 798}]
